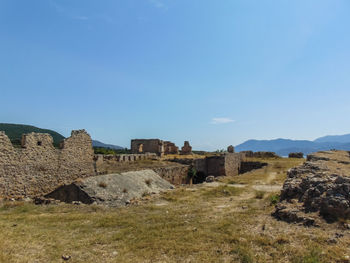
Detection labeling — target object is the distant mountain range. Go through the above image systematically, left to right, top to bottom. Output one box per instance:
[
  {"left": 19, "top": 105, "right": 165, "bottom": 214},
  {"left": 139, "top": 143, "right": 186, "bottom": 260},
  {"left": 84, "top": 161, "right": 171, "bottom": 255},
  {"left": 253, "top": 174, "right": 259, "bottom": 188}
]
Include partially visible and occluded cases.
[
  {"left": 0, "top": 123, "right": 124, "bottom": 149},
  {"left": 235, "top": 135, "right": 350, "bottom": 156}
]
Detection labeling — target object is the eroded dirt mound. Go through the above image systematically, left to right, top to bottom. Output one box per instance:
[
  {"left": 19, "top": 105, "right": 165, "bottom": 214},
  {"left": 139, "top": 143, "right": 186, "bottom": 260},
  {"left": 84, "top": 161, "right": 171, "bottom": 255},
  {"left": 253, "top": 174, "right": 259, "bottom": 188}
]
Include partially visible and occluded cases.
[{"left": 273, "top": 150, "right": 350, "bottom": 225}]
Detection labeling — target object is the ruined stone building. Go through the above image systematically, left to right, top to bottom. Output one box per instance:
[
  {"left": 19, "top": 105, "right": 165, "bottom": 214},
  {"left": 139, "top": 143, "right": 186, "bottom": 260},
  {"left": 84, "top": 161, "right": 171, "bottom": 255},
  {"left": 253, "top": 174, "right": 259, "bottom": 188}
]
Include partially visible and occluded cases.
[
  {"left": 131, "top": 139, "right": 179, "bottom": 156},
  {"left": 163, "top": 141, "right": 179, "bottom": 155},
  {"left": 181, "top": 141, "right": 193, "bottom": 155},
  {"left": 171, "top": 152, "right": 243, "bottom": 183}
]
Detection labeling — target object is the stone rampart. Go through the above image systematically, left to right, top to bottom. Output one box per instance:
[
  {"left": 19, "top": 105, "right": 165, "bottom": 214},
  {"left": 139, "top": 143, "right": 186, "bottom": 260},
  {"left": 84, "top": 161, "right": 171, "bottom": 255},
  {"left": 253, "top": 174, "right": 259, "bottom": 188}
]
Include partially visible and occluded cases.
[{"left": 0, "top": 130, "right": 94, "bottom": 198}]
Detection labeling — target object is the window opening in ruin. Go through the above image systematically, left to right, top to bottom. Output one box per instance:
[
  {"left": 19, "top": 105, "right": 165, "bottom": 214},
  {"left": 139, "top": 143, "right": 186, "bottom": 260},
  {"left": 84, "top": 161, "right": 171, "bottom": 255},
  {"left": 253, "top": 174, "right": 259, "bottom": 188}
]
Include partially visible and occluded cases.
[
  {"left": 37, "top": 141, "right": 42, "bottom": 146},
  {"left": 138, "top": 144, "right": 144, "bottom": 153}
]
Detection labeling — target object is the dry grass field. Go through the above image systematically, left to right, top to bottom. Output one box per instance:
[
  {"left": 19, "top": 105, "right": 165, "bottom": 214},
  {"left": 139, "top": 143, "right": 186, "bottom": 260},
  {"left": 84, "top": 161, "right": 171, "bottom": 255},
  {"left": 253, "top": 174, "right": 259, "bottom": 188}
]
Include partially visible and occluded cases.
[{"left": 1, "top": 157, "right": 350, "bottom": 263}]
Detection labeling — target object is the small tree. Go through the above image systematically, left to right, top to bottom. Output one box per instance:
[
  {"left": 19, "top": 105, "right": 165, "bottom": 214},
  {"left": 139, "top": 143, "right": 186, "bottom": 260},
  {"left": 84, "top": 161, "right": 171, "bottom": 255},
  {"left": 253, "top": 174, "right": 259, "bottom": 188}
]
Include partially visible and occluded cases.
[{"left": 187, "top": 166, "right": 197, "bottom": 186}]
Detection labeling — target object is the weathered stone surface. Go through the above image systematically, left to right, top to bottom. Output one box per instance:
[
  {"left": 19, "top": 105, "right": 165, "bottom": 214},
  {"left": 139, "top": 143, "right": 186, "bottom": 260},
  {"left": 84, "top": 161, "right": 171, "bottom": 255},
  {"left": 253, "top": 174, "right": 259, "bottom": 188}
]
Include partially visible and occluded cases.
[
  {"left": 0, "top": 130, "right": 94, "bottom": 198},
  {"left": 181, "top": 141, "right": 193, "bottom": 155},
  {"left": 274, "top": 150, "right": 350, "bottom": 223},
  {"left": 288, "top": 152, "right": 304, "bottom": 158},
  {"left": 45, "top": 169, "right": 173, "bottom": 206}
]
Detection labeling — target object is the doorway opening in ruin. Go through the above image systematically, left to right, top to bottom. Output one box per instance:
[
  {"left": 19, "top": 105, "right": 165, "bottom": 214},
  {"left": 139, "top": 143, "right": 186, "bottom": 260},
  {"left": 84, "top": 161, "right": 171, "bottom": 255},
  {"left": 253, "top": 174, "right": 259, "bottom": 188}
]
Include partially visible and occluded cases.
[
  {"left": 138, "top": 144, "right": 144, "bottom": 153},
  {"left": 193, "top": 171, "right": 207, "bottom": 184}
]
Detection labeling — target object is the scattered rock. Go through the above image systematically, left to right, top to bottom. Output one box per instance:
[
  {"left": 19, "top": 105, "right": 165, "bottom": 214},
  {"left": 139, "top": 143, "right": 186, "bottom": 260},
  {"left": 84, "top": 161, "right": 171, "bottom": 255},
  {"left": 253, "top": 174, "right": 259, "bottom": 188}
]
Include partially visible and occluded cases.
[
  {"left": 205, "top": 176, "right": 215, "bottom": 183},
  {"left": 272, "top": 203, "right": 316, "bottom": 226},
  {"left": 327, "top": 238, "right": 337, "bottom": 244},
  {"left": 62, "top": 255, "right": 71, "bottom": 261}
]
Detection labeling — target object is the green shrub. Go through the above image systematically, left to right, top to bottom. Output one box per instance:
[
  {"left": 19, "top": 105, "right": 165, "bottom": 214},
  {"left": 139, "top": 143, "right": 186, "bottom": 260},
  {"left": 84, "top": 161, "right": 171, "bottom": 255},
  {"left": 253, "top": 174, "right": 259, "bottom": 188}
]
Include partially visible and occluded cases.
[{"left": 269, "top": 194, "right": 280, "bottom": 205}]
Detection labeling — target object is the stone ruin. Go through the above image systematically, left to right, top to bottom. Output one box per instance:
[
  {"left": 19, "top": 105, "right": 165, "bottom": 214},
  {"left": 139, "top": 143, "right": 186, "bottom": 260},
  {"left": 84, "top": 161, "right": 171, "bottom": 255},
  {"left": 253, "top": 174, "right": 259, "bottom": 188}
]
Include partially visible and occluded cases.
[
  {"left": 0, "top": 130, "right": 94, "bottom": 198},
  {"left": 0, "top": 130, "right": 245, "bottom": 200},
  {"left": 131, "top": 139, "right": 179, "bottom": 156},
  {"left": 181, "top": 141, "right": 193, "bottom": 155},
  {"left": 227, "top": 145, "right": 234, "bottom": 153},
  {"left": 171, "top": 152, "right": 243, "bottom": 183}
]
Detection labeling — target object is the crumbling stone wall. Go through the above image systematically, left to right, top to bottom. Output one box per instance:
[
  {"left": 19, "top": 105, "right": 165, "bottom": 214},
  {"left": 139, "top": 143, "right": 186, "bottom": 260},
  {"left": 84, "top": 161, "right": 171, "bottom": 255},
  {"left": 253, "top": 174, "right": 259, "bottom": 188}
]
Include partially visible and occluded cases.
[
  {"left": 0, "top": 130, "right": 94, "bottom": 198},
  {"left": 131, "top": 139, "right": 180, "bottom": 156},
  {"left": 163, "top": 141, "right": 179, "bottom": 155},
  {"left": 181, "top": 141, "right": 193, "bottom": 155},
  {"left": 240, "top": 151, "right": 280, "bottom": 158},
  {"left": 94, "top": 153, "right": 158, "bottom": 175},
  {"left": 171, "top": 153, "right": 242, "bottom": 180},
  {"left": 153, "top": 165, "right": 189, "bottom": 185}
]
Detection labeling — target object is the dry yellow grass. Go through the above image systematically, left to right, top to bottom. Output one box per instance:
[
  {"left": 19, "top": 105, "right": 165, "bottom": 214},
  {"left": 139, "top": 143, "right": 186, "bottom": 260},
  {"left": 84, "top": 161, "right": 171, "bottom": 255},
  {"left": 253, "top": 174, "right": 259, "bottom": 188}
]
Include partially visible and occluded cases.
[{"left": 0, "top": 157, "right": 349, "bottom": 262}]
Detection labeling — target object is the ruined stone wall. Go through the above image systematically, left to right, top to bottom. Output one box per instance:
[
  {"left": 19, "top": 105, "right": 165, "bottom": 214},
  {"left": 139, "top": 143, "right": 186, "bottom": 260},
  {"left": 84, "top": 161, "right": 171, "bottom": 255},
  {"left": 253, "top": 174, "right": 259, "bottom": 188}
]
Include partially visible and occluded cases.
[
  {"left": 0, "top": 130, "right": 94, "bottom": 198},
  {"left": 131, "top": 139, "right": 164, "bottom": 155},
  {"left": 163, "top": 141, "right": 179, "bottom": 155},
  {"left": 94, "top": 153, "right": 158, "bottom": 175},
  {"left": 171, "top": 153, "right": 242, "bottom": 179},
  {"left": 224, "top": 153, "right": 242, "bottom": 177},
  {"left": 206, "top": 156, "right": 226, "bottom": 177},
  {"left": 153, "top": 165, "right": 189, "bottom": 185}
]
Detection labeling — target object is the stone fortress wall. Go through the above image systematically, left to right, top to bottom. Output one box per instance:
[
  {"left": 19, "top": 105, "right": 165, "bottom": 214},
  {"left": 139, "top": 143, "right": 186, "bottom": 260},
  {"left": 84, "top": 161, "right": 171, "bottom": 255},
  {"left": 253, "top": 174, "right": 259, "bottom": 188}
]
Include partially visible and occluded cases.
[{"left": 0, "top": 130, "right": 94, "bottom": 198}]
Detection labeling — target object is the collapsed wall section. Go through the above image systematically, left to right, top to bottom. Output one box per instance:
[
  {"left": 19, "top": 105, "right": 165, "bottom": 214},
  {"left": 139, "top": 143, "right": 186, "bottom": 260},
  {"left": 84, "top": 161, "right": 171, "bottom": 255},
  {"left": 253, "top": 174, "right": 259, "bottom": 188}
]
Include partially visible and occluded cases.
[{"left": 0, "top": 130, "right": 94, "bottom": 198}]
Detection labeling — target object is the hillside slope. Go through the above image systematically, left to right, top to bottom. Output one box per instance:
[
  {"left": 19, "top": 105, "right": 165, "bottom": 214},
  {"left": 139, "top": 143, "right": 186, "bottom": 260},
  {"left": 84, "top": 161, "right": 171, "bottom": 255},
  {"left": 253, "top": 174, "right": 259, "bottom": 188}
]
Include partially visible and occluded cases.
[{"left": 0, "top": 123, "right": 65, "bottom": 147}]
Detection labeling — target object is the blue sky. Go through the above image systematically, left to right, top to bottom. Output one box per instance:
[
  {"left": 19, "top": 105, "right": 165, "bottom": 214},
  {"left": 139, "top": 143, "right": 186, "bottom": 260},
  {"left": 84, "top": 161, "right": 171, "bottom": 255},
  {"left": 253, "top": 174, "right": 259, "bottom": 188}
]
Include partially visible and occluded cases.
[{"left": 1, "top": 0, "right": 350, "bottom": 150}]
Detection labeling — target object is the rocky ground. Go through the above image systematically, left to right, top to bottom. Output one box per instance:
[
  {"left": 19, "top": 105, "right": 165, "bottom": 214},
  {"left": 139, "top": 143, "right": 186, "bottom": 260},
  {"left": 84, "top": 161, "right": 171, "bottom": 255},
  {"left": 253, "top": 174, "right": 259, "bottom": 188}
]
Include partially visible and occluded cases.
[{"left": 274, "top": 150, "right": 350, "bottom": 226}]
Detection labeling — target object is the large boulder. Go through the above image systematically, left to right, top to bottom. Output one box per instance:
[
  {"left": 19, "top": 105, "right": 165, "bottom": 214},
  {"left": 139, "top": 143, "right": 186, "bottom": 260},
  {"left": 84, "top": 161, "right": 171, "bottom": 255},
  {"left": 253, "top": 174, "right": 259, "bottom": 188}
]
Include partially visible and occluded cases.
[{"left": 45, "top": 169, "right": 174, "bottom": 207}]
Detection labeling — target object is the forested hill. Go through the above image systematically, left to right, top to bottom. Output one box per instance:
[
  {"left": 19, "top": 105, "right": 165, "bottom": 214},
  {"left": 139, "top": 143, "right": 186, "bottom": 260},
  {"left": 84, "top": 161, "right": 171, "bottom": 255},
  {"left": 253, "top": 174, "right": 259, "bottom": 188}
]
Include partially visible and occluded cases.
[{"left": 0, "top": 123, "right": 65, "bottom": 147}]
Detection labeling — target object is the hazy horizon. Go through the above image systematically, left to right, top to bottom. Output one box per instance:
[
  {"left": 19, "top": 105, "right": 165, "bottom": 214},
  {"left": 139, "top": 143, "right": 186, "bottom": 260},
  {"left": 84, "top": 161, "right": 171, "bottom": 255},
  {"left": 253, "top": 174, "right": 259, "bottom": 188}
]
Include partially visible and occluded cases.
[{"left": 1, "top": 0, "right": 350, "bottom": 151}]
